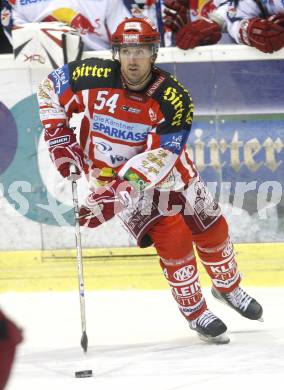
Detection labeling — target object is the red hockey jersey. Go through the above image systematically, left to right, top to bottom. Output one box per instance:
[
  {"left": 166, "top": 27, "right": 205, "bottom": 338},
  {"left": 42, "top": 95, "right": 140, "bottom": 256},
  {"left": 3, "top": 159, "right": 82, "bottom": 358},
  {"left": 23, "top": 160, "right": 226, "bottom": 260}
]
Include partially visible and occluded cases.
[{"left": 37, "top": 57, "right": 196, "bottom": 190}]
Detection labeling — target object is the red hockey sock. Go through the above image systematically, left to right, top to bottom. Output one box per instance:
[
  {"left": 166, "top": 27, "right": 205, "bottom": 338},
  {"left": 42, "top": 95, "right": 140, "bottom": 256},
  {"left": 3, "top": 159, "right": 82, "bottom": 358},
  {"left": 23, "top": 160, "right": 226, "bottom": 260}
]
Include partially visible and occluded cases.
[
  {"left": 149, "top": 215, "right": 207, "bottom": 321},
  {"left": 194, "top": 216, "right": 241, "bottom": 293},
  {"left": 160, "top": 252, "right": 207, "bottom": 320}
]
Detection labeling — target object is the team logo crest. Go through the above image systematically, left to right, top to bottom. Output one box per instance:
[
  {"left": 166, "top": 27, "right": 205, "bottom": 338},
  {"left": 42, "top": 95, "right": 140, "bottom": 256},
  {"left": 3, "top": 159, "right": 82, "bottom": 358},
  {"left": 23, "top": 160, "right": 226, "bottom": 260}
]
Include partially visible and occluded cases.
[{"left": 148, "top": 108, "right": 157, "bottom": 122}]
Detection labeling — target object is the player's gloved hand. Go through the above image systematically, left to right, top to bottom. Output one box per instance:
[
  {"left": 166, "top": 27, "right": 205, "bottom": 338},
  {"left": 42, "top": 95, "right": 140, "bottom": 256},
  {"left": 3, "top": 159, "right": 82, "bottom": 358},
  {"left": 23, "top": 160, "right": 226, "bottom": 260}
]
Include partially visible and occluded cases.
[
  {"left": 163, "top": 0, "right": 189, "bottom": 32},
  {"left": 70, "top": 13, "right": 95, "bottom": 34},
  {"left": 268, "top": 14, "right": 284, "bottom": 28},
  {"left": 240, "top": 17, "right": 284, "bottom": 53},
  {"left": 176, "top": 18, "right": 221, "bottom": 49},
  {"left": 45, "top": 126, "right": 86, "bottom": 178},
  {"left": 95, "top": 167, "right": 116, "bottom": 186},
  {"left": 79, "top": 179, "right": 136, "bottom": 228},
  {"left": 0, "top": 310, "right": 23, "bottom": 390}
]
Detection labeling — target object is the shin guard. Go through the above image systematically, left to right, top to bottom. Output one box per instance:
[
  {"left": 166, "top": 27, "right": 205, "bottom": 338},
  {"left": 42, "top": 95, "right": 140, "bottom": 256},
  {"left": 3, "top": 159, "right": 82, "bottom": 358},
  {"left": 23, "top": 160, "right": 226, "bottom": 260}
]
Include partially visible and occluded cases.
[
  {"left": 194, "top": 216, "right": 241, "bottom": 293},
  {"left": 197, "top": 237, "right": 241, "bottom": 293},
  {"left": 160, "top": 252, "right": 207, "bottom": 321}
]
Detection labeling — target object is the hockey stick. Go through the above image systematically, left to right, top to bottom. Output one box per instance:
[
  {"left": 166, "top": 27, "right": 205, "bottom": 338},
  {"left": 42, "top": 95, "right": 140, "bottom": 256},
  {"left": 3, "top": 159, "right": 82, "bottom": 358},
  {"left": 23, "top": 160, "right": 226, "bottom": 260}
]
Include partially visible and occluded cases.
[
  {"left": 155, "top": 0, "right": 165, "bottom": 47},
  {"left": 62, "top": 33, "right": 83, "bottom": 64},
  {"left": 70, "top": 165, "right": 88, "bottom": 353}
]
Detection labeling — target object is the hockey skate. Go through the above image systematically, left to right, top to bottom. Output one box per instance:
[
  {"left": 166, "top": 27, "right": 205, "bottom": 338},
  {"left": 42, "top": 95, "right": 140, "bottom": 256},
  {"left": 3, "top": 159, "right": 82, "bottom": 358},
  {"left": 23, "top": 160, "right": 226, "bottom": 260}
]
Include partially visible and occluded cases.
[
  {"left": 211, "top": 286, "right": 263, "bottom": 321},
  {"left": 189, "top": 309, "right": 230, "bottom": 344}
]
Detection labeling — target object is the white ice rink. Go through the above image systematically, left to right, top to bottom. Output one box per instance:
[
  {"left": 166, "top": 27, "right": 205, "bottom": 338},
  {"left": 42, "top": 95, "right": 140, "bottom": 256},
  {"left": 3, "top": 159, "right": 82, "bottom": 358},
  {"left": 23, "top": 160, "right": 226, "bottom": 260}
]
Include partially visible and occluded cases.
[{"left": 1, "top": 287, "right": 284, "bottom": 390}]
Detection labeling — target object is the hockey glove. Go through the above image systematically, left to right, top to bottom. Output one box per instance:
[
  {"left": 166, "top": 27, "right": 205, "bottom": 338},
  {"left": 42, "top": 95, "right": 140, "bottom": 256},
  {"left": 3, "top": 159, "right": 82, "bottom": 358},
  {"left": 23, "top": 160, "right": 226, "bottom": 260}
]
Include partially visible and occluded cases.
[
  {"left": 163, "top": 0, "right": 189, "bottom": 32},
  {"left": 70, "top": 13, "right": 95, "bottom": 34},
  {"left": 268, "top": 14, "right": 284, "bottom": 28},
  {"left": 239, "top": 17, "right": 284, "bottom": 53},
  {"left": 176, "top": 18, "right": 221, "bottom": 49},
  {"left": 45, "top": 126, "right": 86, "bottom": 178},
  {"left": 79, "top": 179, "right": 136, "bottom": 228},
  {"left": 0, "top": 310, "right": 23, "bottom": 390}
]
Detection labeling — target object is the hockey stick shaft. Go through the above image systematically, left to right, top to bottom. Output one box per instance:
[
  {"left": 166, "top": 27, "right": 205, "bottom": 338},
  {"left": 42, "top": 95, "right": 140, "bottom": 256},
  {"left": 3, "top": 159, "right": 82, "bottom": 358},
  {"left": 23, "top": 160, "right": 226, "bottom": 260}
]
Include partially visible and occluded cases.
[
  {"left": 155, "top": 0, "right": 165, "bottom": 47},
  {"left": 70, "top": 165, "right": 88, "bottom": 353}
]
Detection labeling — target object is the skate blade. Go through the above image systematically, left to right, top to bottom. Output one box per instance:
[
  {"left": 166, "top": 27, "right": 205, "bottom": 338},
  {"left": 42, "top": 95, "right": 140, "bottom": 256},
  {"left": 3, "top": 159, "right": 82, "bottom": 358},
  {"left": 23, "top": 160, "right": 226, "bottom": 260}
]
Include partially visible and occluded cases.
[{"left": 198, "top": 332, "right": 230, "bottom": 345}]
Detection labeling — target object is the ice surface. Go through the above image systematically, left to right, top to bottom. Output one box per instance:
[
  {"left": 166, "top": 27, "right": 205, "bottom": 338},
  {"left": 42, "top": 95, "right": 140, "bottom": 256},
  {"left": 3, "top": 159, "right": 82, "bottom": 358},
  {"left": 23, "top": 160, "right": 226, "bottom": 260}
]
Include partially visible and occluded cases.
[{"left": 1, "top": 288, "right": 284, "bottom": 390}]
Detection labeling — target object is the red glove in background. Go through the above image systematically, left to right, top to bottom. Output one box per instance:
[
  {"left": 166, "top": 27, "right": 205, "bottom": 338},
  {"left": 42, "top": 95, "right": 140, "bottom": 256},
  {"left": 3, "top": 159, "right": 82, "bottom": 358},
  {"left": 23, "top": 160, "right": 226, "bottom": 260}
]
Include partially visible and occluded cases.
[
  {"left": 163, "top": 0, "right": 189, "bottom": 32},
  {"left": 70, "top": 13, "right": 95, "bottom": 34},
  {"left": 268, "top": 14, "right": 284, "bottom": 28},
  {"left": 240, "top": 17, "right": 284, "bottom": 53},
  {"left": 176, "top": 18, "right": 221, "bottom": 49},
  {"left": 45, "top": 126, "right": 86, "bottom": 178},
  {"left": 79, "top": 179, "right": 136, "bottom": 228},
  {"left": 0, "top": 310, "right": 23, "bottom": 390}
]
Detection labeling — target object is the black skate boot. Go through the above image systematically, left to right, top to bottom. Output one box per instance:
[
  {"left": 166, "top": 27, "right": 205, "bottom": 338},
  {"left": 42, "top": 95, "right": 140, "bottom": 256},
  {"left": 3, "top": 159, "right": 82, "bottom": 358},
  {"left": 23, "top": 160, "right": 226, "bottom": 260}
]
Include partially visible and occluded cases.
[
  {"left": 211, "top": 286, "right": 263, "bottom": 321},
  {"left": 189, "top": 309, "right": 230, "bottom": 344}
]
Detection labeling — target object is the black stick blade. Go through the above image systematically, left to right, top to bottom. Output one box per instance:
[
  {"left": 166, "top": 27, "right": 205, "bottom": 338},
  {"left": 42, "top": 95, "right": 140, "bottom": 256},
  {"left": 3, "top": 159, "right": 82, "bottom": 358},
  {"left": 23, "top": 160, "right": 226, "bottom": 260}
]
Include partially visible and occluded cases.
[
  {"left": 81, "top": 331, "right": 88, "bottom": 353},
  {"left": 75, "top": 370, "right": 92, "bottom": 378}
]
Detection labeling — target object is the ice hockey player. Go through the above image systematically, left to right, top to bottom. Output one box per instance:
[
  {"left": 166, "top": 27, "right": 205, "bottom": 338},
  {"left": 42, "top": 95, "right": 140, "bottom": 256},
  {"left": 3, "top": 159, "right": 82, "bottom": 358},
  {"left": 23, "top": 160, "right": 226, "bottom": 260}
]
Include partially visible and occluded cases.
[
  {"left": 1, "top": 0, "right": 131, "bottom": 51},
  {"left": 163, "top": 0, "right": 224, "bottom": 49},
  {"left": 225, "top": 0, "right": 284, "bottom": 53},
  {"left": 37, "top": 16, "right": 263, "bottom": 344}
]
